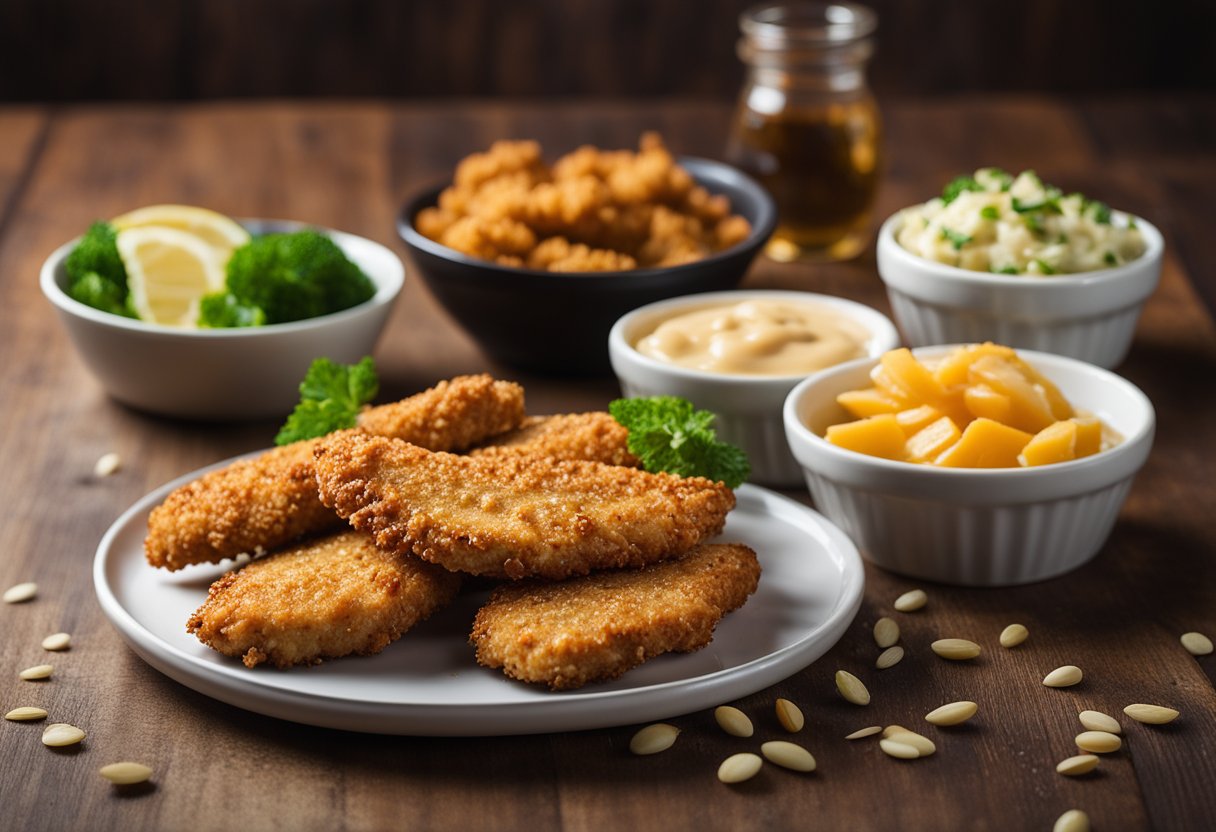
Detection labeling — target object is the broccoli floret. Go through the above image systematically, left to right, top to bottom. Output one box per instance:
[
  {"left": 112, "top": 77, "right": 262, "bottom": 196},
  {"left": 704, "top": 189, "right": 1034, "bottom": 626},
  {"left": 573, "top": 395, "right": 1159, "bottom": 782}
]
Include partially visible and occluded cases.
[
  {"left": 65, "top": 222, "right": 131, "bottom": 315},
  {"left": 209, "top": 230, "right": 375, "bottom": 326},
  {"left": 68, "top": 271, "right": 136, "bottom": 318},
  {"left": 198, "top": 293, "right": 267, "bottom": 328}
]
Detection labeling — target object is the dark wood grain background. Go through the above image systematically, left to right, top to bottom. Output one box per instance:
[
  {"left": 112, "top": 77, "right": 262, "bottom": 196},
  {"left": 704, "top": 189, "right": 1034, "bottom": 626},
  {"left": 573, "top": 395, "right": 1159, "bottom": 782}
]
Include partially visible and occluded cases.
[{"left": 2, "top": 0, "right": 1214, "bottom": 101}]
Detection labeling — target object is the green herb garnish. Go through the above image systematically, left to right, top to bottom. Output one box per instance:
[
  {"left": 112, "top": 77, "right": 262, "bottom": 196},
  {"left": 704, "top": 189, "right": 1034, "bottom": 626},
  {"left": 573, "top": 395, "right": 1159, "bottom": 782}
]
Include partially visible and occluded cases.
[
  {"left": 941, "top": 176, "right": 984, "bottom": 205},
  {"left": 1085, "top": 200, "right": 1113, "bottom": 225},
  {"left": 980, "top": 206, "right": 1000, "bottom": 220},
  {"left": 1023, "top": 213, "right": 1046, "bottom": 235},
  {"left": 940, "top": 227, "right": 972, "bottom": 250},
  {"left": 1104, "top": 251, "right": 1118, "bottom": 266},
  {"left": 1033, "top": 259, "right": 1057, "bottom": 275},
  {"left": 993, "top": 265, "right": 1020, "bottom": 275},
  {"left": 275, "top": 356, "right": 379, "bottom": 445},
  {"left": 609, "top": 396, "right": 749, "bottom": 488}
]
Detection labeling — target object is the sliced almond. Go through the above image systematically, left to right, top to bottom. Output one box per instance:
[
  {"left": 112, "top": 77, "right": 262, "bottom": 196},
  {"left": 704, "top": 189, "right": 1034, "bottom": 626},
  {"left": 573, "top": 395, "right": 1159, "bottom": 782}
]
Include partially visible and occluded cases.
[
  {"left": 94, "top": 452, "right": 123, "bottom": 477},
  {"left": 3, "top": 582, "right": 37, "bottom": 604},
  {"left": 893, "top": 589, "right": 927, "bottom": 612},
  {"left": 873, "top": 617, "right": 900, "bottom": 648},
  {"left": 999, "top": 623, "right": 1029, "bottom": 648},
  {"left": 1180, "top": 631, "right": 1213, "bottom": 656},
  {"left": 41, "top": 632, "right": 71, "bottom": 651},
  {"left": 931, "top": 638, "right": 981, "bottom": 660},
  {"left": 876, "top": 645, "right": 904, "bottom": 670},
  {"left": 19, "top": 664, "right": 53, "bottom": 681},
  {"left": 1043, "top": 665, "right": 1083, "bottom": 687},
  {"left": 835, "top": 670, "right": 870, "bottom": 705},
  {"left": 775, "top": 698, "right": 804, "bottom": 733},
  {"left": 925, "top": 701, "right": 978, "bottom": 726},
  {"left": 1123, "top": 704, "right": 1179, "bottom": 725},
  {"left": 714, "top": 706, "right": 754, "bottom": 738},
  {"left": 5, "top": 707, "right": 48, "bottom": 722},
  {"left": 1078, "top": 710, "right": 1121, "bottom": 734},
  {"left": 42, "top": 723, "right": 86, "bottom": 747},
  {"left": 629, "top": 723, "right": 680, "bottom": 755},
  {"left": 881, "top": 724, "right": 910, "bottom": 738},
  {"left": 845, "top": 726, "right": 882, "bottom": 740},
  {"left": 886, "top": 730, "right": 935, "bottom": 756},
  {"left": 1075, "top": 730, "right": 1122, "bottom": 753},
  {"left": 878, "top": 738, "right": 920, "bottom": 759},
  {"left": 760, "top": 741, "right": 816, "bottom": 772},
  {"left": 717, "top": 752, "right": 763, "bottom": 784},
  {"left": 1056, "top": 754, "right": 1100, "bottom": 776},
  {"left": 99, "top": 762, "right": 153, "bottom": 785},
  {"left": 1054, "top": 809, "right": 1091, "bottom": 832}
]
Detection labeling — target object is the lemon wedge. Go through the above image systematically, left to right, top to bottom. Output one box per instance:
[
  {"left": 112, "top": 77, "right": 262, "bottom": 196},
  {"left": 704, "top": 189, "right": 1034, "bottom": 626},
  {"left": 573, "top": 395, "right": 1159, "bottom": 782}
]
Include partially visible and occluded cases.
[
  {"left": 111, "top": 204, "right": 250, "bottom": 260},
  {"left": 116, "top": 226, "right": 226, "bottom": 326}
]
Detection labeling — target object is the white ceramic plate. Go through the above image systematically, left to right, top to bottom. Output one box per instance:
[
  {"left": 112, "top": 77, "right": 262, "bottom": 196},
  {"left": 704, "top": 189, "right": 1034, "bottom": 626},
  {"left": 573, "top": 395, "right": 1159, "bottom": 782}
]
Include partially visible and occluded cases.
[{"left": 94, "top": 463, "right": 864, "bottom": 736}]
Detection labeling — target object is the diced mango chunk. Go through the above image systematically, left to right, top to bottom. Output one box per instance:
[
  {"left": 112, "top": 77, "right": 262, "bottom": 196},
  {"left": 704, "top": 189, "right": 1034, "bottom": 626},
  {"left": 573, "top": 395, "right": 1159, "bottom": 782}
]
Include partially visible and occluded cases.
[
  {"left": 932, "top": 342, "right": 1017, "bottom": 387},
  {"left": 818, "top": 344, "right": 1114, "bottom": 469},
  {"left": 880, "top": 348, "right": 947, "bottom": 403},
  {"left": 967, "top": 355, "right": 1056, "bottom": 433},
  {"left": 964, "top": 384, "right": 1013, "bottom": 423},
  {"left": 837, "top": 388, "right": 907, "bottom": 419},
  {"left": 895, "top": 405, "right": 943, "bottom": 436},
  {"left": 825, "top": 414, "right": 906, "bottom": 460},
  {"left": 906, "top": 416, "right": 962, "bottom": 463},
  {"left": 1072, "top": 416, "right": 1102, "bottom": 458},
  {"left": 935, "top": 418, "right": 1032, "bottom": 468},
  {"left": 1019, "top": 420, "right": 1077, "bottom": 467}
]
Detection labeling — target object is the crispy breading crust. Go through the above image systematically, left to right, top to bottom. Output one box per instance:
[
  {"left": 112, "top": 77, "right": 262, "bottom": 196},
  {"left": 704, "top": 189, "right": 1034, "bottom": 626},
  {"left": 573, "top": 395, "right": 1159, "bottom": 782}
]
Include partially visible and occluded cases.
[
  {"left": 145, "top": 374, "right": 526, "bottom": 571},
  {"left": 355, "top": 375, "right": 524, "bottom": 449},
  {"left": 468, "top": 413, "right": 639, "bottom": 467},
  {"left": 313, "top": 432, "right": 735, "bottom": 580},
  {"left": 186, "top": 531, "right": 461, "bottom": 668},
  {"left": 469, "top": 543, "right": 760, "bottom": 690}
]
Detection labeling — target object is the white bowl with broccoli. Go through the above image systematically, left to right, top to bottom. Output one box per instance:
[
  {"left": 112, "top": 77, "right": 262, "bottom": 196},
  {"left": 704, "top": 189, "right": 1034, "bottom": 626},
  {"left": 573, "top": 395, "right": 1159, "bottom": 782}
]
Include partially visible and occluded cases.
[{"left": 41, "top": 215, "right": 404, "bottom": 420}]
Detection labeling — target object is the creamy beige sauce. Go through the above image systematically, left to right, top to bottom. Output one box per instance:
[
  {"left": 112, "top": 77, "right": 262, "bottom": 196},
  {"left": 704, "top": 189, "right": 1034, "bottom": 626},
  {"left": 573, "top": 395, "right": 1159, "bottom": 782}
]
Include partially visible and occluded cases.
[{"left": 634, "top": 300, "right": 870, "bottom": 376}]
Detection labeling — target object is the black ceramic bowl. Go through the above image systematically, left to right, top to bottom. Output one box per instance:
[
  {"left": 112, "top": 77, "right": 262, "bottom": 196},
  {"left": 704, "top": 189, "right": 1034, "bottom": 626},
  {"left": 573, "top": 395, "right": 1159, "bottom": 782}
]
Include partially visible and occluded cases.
[{"left": 397, "top": 157, "right": 777, "bottom": 375}]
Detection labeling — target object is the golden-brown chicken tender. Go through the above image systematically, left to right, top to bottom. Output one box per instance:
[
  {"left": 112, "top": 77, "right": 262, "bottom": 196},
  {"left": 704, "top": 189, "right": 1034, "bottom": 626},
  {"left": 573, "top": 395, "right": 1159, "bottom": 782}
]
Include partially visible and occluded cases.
[
  {"left": 145, "top": 375, "right": 525, "bottom": 571},
  {"left": 469, "top": 413, "right": 638, "bottom": 467},
  {"left": 312, "top": 432, "right": 735, "bottom": 580},
  {"left": 187, "top": 531, "right": 461, "bottom": 668},
  {"left": 470, "top": 543, "right": 761, "bottom": 690}
]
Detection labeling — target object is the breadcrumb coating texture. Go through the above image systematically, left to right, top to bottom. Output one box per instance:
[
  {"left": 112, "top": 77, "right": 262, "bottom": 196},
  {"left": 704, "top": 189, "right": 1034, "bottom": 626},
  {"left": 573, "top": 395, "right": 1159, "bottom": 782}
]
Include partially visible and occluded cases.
[
  {"left": 414, "top": 133, "right": 751, "bottom": 271},
  {"left": 145, "top": 375, "right": 525, "bottom": 570},
  {"left": 468, "top": 413, "right": 639, "bottom": 468},
  {"left": 312, "top": 431, "right": 734, "bottom": 580},
  {"left": 187, "top": 531, "right": 461, "bottom": 668},
  {"left": 470, "top": 543, "right": 761, "bottom": 689}
]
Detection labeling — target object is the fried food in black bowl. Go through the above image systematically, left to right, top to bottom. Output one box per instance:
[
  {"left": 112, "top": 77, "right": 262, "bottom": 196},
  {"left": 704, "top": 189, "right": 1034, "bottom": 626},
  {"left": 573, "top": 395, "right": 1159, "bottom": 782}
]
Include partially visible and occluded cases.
[{"left": 397, "top": 138, "right": 776, "bottom": 376}]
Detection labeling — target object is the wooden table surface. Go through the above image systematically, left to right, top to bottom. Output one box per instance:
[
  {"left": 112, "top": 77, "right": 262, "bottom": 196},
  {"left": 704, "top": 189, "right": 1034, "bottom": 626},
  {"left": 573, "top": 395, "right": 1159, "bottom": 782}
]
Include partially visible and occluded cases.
[{"left": 1, "top": 96, "right": 1213, "bottom": 832}]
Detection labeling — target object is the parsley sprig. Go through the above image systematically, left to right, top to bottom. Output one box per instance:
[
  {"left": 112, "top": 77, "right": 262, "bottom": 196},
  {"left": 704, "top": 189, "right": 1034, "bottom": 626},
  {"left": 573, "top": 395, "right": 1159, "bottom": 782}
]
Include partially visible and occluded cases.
[
  {"left": 275, "top": 356, "right": 379, "bottom": 445},
  {"left": 609, "top": 396, "right": 750, "bottom": 488}
]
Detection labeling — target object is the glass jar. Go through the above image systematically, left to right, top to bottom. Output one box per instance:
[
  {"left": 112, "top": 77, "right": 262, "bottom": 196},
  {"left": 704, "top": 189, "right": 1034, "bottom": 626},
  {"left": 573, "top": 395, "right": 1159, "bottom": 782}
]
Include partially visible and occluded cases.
[{"left": 727, "top": 3, "right": 882, "bottom": 262}]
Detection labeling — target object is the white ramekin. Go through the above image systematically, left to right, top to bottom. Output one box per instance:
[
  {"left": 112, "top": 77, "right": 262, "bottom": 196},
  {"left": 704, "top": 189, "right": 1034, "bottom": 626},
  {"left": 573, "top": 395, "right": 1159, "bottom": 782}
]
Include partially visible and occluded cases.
[
  {"left": 876, "top": 212, "right": 1164, "bottom": 369},
  {"left": 41, "top": 221, "right": 404, "bottom": 421},
  {"left": 609, "top": 290, "right": 900, "bottom": 487},
  {"left": 783, "top": 346, "right": 1155, "bottom": 586}
]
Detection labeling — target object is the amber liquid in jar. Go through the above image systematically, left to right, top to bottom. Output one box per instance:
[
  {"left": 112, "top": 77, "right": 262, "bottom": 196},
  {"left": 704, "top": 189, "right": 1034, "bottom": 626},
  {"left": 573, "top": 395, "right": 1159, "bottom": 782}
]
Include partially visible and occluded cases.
[
  {"left": 728, "top": 3, "right": 882, "bottom": 262},
  {"left": 732, "top": 100, "right": 881, "bottom": 261}
]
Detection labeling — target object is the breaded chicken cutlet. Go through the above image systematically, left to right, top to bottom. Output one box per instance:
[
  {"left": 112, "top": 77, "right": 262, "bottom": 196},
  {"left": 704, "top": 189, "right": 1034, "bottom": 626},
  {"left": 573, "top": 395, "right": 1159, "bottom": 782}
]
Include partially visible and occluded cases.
[
  {"left": 145, "top": 375, "right": 524, "bottom": 571},
  {"left": 468, "top": 413, "right": 639, "bottom": 467},
  {"left": 313, "top": 431, "right": 735, "bottom": 580},
  {"left": 187, "top": 530, "right": 461, "bottom": 668},
  {"left": 470, "top": 543, "right": 760, "bottom": 690}
]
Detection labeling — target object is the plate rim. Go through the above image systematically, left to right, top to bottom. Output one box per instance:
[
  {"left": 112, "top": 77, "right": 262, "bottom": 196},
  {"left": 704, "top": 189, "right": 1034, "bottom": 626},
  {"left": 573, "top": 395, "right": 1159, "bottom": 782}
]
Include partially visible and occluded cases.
[{"left": 94, "top": 458, "right": 864, "bottom": 735}]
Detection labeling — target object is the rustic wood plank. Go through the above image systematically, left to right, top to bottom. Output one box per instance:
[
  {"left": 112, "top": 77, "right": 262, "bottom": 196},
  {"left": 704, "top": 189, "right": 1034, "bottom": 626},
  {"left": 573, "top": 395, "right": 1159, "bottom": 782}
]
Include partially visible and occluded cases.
[{"left": 0, "top": 97, "right": 1212, "bottom": 831}]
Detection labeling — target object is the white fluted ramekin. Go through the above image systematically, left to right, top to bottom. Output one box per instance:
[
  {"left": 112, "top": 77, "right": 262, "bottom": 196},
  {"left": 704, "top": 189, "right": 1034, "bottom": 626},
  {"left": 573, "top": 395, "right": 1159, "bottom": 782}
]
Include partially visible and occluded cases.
[
  {"left": 877, "top": 212, "right": 1163, "bottom": 369},
  {"left": 609, "top": 290, "right": 900, "bottom": 487},
  {"left": 783, "top": 346, "right": 1154, "bottom": 586}
]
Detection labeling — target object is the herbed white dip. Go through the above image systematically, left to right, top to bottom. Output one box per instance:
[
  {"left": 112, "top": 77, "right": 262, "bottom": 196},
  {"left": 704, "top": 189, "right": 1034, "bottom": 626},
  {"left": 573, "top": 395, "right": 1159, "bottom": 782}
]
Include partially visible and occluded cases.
[{"left": 896, "top": 168, "right": 1146, "bottom": 275}]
